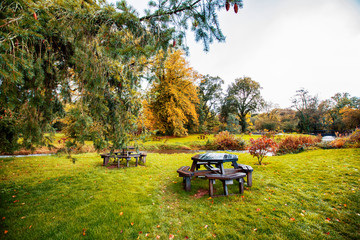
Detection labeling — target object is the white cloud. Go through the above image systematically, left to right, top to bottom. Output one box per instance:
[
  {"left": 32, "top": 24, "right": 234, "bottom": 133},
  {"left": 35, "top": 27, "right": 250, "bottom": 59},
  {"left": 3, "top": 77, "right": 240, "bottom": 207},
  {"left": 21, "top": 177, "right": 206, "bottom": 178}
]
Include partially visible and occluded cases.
[
  {"left": 116, "top": 0, "right": 360, "bottom": 108},
  {"left": 186, "top": 0, "right": 360, "bottom": 108}
]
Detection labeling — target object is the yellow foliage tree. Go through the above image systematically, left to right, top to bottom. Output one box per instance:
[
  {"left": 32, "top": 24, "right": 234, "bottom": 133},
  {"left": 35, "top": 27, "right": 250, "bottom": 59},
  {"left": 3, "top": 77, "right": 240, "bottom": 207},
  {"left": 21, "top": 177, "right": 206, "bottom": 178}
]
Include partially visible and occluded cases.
[
  {"left": 146, "top": 50, "right": 199, "bottom": 136},
  {"left": 340, "top": 107, "right": 360, "bottom": 130}
]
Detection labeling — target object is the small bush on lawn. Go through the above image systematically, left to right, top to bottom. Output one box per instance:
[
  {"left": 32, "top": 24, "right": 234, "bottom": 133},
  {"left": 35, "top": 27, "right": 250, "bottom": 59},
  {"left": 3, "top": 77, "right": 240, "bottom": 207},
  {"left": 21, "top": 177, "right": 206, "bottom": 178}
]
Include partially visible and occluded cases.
[
  {"left": 330, "top": 128, "right": 360, "bottom": 148},
  {"left": 205, "top": 131, "right": 246, "bottom": 150},
  {"left": 277, "top": 135, "right": 321, "bottom": 155},
  {"left": 248, "top": 136, "right": 278, "bottom": 165},
  {"left": 330, "top": 138, "right": 346, "bottom": 148}
]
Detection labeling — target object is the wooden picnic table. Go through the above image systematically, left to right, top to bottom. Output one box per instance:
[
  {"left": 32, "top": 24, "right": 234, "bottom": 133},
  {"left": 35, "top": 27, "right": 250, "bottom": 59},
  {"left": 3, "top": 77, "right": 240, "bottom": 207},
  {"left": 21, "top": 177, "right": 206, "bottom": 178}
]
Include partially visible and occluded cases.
[
  {"left": 101, "top": 147, "right": 147, "bottom": 168},
  {"left": 177, "top": 153, "right": 253, "bottom": 196},
  {"left": 190, "top": 153, "right": 239, "bottom": 175}
]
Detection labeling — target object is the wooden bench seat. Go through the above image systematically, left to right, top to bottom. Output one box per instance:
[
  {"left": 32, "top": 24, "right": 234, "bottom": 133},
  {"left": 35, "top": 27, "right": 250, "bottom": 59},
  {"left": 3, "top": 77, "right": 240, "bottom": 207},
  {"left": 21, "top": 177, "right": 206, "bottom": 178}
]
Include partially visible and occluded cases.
[
  {"left": 101, "top": 152, "right": 147, "bottom": 167},
  {"left": 101, "top": 153, "right": 116, "bottom": 166},
  {"left": 140, "top": 153, "right": 147, "bottom": 164},
  {"left": 116, "top": 154, "right": 140, "bottom": 167},
  {"left": 231, "top": 164, "right": 253, "bottom": 187},
  {"left": 177, "top": 166, "right": 194, "bottom": 192},
  {"left": 205, "top": 172, "right": 246, "bottom": 197}
]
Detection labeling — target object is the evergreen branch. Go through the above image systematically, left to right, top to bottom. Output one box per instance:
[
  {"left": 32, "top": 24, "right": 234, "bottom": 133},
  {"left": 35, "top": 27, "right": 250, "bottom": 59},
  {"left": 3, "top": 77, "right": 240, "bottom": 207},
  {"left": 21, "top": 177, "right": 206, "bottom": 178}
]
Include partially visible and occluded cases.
[
  {"left": 139, "top": 0, "right": 201, "bottom": 21},
  {"left": 0, "top": 16, "right": 23, "bottom": 28}
]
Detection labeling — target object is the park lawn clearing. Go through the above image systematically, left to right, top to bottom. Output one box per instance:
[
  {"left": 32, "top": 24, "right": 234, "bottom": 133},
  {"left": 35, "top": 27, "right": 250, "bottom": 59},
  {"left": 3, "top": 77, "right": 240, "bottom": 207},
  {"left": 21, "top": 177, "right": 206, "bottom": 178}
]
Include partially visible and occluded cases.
[{"left": 1, "top": 149, "right": 359, "bottom": 239}]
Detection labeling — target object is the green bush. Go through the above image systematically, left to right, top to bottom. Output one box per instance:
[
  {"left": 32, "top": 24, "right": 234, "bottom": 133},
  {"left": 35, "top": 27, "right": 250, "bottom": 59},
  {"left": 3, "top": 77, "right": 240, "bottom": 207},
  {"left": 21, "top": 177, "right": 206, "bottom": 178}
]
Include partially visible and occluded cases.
[{"left": 0, "top": 118, "right": 20, "bottom": 154}]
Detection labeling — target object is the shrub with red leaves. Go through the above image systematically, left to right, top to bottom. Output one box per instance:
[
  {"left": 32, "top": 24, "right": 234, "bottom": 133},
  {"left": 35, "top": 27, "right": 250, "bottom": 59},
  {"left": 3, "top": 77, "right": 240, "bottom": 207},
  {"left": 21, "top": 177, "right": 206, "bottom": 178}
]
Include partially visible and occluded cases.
[
  {"left": 209, "top": 131, "right": 246, "bottom": 150},
  {"left": 277, "top": 135, "right": 321, "bottom": 155},
  {"left": 248, "top": 136, "right": 278, "bottom": 165}
]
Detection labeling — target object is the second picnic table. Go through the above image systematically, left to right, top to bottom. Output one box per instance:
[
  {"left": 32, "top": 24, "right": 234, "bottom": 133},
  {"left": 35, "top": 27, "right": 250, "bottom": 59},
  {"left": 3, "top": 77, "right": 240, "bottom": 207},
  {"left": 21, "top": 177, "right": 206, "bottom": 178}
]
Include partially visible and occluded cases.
[{"left": 101, "top": 147, "right": 147, "bottom": 168}]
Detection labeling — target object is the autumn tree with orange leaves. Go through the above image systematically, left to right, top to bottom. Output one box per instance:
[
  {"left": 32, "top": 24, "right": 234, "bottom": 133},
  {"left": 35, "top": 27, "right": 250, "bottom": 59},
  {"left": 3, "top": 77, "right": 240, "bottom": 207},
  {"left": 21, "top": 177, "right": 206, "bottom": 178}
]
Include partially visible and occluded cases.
[{"left": 145, "top": 50, "right": 200, "bottom": 136}]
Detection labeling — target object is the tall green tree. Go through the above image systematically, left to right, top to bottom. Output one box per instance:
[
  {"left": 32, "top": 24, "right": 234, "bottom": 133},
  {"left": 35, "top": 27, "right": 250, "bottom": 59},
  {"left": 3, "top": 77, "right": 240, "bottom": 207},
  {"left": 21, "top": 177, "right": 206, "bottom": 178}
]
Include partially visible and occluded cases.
[
  {"left": 0, "top": 0, "right": 243, "bottom": 153},
  {"left": 197, "top": 75, "right": 224, "bottom": 132},
  {"left": 220, "top": 77, "right": 264, "bottom": 133},
  {"left": 291, "top": 89, "right": 323, "bottom": 133}
]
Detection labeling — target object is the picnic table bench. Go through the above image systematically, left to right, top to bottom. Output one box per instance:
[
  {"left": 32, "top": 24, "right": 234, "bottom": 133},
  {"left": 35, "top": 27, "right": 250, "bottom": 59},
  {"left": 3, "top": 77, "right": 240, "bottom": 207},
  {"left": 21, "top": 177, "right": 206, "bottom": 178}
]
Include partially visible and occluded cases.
[
  {"left": 101, "top": 151, "right": 147, "bottom": 168},
  {"left": 177, "top": 153, "right": 253, "bottom": 196},
  {"left": 236, "top": 164, "right": 253, "bottom": 186},
  {"left": 177, "top": 166, "right": 194, "bottom": 191},
  {"left": 206, "top": 172, "right": 246, "bottom": 197}
]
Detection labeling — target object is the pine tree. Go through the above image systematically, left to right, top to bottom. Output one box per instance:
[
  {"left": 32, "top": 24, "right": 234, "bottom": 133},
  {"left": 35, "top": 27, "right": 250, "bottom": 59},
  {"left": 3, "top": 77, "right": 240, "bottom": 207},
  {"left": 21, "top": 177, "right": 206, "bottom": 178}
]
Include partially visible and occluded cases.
[{"left": 0, "top": 0, "right": 243, "bottom": 153}]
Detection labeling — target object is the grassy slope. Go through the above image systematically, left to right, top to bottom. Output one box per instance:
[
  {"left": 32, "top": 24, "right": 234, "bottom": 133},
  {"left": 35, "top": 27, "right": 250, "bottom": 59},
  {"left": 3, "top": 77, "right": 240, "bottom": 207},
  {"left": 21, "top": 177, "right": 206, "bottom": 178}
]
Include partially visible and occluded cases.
[{"left": 1, "top": 149, "right": 359, "bottom": 239}]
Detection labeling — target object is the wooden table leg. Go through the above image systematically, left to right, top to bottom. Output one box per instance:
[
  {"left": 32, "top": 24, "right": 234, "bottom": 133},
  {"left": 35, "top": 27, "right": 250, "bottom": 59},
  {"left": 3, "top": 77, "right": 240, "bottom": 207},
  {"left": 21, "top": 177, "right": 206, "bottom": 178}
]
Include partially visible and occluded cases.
[
  {"left": 103, "top": 156, "right": 109, "bottom": 166},
  {"left": 135, "top": 157, "right": 138, "bottom": 167},
  {"left": 190, "top": 160, "right": 197, "bottom": 172},
  {"left": 232, "top": 161, "right": 239, "bottom": 169},
  {"left": 219, "top": 163, "right": 225, "bottom": 175},
  {"left": 247, "top": 172, "right": 252, "bottom": 187},
  {"left": 184, "top": 177, "right": 191, "bottom": 192},
  {"left": 239, "top": 178, "right": 244, "bottom": 194},
  {"left": 209, "top": 179, "right": 215, "bottom": 197},
  {"left": 222, "top": 180, "right": 228, "bottom": 196}
]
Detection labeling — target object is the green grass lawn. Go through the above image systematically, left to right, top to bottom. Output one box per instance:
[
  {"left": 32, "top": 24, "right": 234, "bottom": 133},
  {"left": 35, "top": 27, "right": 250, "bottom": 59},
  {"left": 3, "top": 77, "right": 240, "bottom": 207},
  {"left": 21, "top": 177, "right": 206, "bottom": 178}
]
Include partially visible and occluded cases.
[{"left": 1, "top": 149, "right": 359, "bottom": 239}]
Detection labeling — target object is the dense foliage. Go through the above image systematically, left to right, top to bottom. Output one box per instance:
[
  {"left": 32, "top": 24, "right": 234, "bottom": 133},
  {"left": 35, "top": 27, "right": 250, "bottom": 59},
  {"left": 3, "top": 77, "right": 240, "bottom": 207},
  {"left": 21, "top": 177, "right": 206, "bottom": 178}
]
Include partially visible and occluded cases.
[
  {"left": 0, "top": 0, "right": 243, "bottom": 153},
  {"left": 145, "top": 50, "right": 199, "bottom": 136},
  {"left": 197, "top": 75, "right": 224, "bottom": 132},
  {"left": 221, "top": 77, "right": 264, "bottom": 133},
  {"left": 205, "top": 130, "right": 246, "bottom": 150}
]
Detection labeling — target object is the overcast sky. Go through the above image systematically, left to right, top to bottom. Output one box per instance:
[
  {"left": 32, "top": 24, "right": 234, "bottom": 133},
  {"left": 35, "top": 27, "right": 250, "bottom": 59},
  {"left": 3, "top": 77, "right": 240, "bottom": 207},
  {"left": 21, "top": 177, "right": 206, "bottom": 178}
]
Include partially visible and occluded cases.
[{"left": 115, "top": 0, "right": 360, "bottom": 108}]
